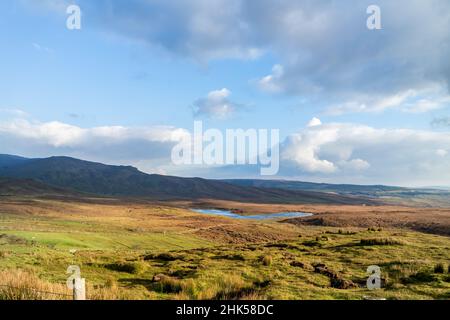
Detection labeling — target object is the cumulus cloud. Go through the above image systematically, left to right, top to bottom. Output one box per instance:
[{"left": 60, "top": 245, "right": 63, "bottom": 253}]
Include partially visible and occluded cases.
[
  {"left": 251, "top": 0, "right": 450, "bottom": 114},
  {"left": 258, "top": 64, "right": 285, "bottom": 93},
  {"left": 192, "top": 88, "right": 241, "bottom": 119},
  {"left": 2, "top": 116, "right": 450, "bottom": 185},
  {"left": 307, "top": 117, "right": 322, "bottom": 127},
  {"left": 0, "top": 118, "right": 189, "bottom": 167},
  {"left": 189, "top": 119, "right": 450, "bottom": 185},
  {"left": 279, "top": 121, "right": 450, "bottom": 185}
]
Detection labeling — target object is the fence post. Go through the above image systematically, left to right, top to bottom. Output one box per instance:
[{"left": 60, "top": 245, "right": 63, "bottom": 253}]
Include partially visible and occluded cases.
[{"left": 73, "top": 278, "right": 86, "bottom": 300}]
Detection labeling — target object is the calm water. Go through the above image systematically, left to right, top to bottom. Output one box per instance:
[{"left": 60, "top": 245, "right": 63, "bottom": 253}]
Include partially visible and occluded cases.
[{"left": 191, "top": 209, "right": 313, "bottom": 220}]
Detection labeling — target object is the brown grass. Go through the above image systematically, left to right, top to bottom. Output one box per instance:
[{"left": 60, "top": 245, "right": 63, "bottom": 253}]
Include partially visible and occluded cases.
[
  {"left": 0, "top": 270, "right": 128, "bottom": 300},
  {"left": 0, "top": 270, "right": 71, "bottom": 300}
]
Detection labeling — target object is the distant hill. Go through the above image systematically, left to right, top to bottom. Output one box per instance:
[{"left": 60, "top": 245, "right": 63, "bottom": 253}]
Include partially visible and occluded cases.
[
  {"left": 0, "top": 154, "right": 373, "bottom": 204},
  {"left": 0, "top": 154, "right": 29, "bottom": 168},
  {"left": 0, "top": 177, "right": 78, "bottom": 197},
  {"left": 222, "top": 179, "right": 406, "bottom": 195},
  {"left": 222, "top": 179, "right": 448, "bottom": 196},
  {"left": 223, "top": 179, "right": 450, "bottom": 207}
]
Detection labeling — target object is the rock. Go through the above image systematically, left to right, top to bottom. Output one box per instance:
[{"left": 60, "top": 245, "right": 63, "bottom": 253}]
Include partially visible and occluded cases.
[{"left": 152, "top": 274, "right": 167, "bottom": 282}]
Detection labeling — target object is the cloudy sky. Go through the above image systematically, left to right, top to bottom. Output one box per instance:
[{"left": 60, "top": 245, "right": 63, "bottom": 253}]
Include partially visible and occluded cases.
[{"left": 1, "top": 0, "right": 450, "bottom": 186}]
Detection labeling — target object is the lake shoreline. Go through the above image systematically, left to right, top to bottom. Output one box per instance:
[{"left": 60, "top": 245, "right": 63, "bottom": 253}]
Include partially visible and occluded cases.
[{"left": 191, "top": 208, "right": 313, "bottom": 220}]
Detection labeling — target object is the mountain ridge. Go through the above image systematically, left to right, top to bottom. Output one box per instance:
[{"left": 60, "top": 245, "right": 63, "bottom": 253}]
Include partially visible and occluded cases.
[{"left": 0, "top": 154, "right": 374, "bottom": 205}]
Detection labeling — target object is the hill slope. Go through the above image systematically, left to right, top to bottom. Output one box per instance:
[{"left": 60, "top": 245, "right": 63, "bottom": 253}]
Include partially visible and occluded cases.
[
  {"left": 0, "top": 154, "right": 30, "bottom": 168},
  {"left": 0, "top": 155, "right": 372, "bottom": 204},
  {"left": 0, "top": 177, "right": 78, "bottom": 197},
  {"left": 223, "top": 179, "right": 450, "bottom": 207}
]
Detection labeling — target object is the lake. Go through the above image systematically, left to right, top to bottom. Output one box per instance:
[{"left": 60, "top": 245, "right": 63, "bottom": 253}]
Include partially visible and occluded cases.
[{"left": 191, "top": 209, "right": 313, "bottom": 220}]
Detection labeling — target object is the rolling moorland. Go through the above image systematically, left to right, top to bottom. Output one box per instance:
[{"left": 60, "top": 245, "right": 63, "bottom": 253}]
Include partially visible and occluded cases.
[{"left": 0, "top": 154, "right": 449, "bottom": 300}]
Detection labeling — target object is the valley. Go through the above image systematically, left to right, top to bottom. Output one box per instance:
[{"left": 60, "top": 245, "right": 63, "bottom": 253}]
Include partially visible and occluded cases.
[
  {"left": 0, "top": 154, "right": 449, "bottom": 300},
  {"left": 1, "top": 194, "right": 449, "bottom": 300}
]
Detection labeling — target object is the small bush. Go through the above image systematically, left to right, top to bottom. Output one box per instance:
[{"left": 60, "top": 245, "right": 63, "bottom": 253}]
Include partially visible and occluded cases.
[
  {"left": 367, "top": 227, "right": 382, "bottom": 232},
  {"left": 327, "top": 230, "right": 356, "bottom": 235},
  {"left": 360, "top": 238, "right": 402, "bottom": 246},
  {"left": 302, "top": 240, "right": 321, "bottom": 247},
  {"left": 265, "top": 243, "right": 289, "bottom": 249},
  {"left": 144, "top": 252, "right": 181, "bottom": 261},
  {"left": 214, "top": 254, "right": 246, "bottom": 261},
  {"left": 261, "top": 255, "right": 273, "bottom": 266},
  {"left": 105, "top": 261, "right": 147, "bottom": 274},
  {"left": 434, "top": 263, "right": 446, "bottom": 274},
  {"left": 402, "top": 271, "right": 438, "bottom": 284},
  {"left": 176, "top": 274, "right": 253, "bottom": 300},
  {"left": 157, "top": 276, "right": 182, "bottom": 293}
]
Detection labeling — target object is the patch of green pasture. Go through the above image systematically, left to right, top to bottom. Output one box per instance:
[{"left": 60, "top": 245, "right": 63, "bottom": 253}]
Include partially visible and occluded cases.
[{"left": 0, "top": 230, "right": 212, "bottom": 251}]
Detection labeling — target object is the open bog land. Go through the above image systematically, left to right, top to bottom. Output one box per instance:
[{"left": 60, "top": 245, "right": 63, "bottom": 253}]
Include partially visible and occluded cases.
[{"left": 0, "top": 196, "right": 449, "bottom": 300}]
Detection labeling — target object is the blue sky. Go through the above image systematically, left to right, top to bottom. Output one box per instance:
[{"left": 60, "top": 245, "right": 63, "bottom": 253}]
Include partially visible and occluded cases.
[{"left": 1, "top": 0, "right": 450, "bottom": 186}]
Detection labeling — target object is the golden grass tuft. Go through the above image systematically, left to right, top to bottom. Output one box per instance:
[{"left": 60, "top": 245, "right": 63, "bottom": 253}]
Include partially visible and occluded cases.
[
  {"left": 261, "top": 255, "right": 273, "bottom": 266},
  {"left": 0, "top": 269, "right": 130, "bottom": 300},
  {"left": 0, "top": 270, "right": 71, "bottom": 300},
  {"left": 175, "top": 273, "right": 255, "bottom": 300}
]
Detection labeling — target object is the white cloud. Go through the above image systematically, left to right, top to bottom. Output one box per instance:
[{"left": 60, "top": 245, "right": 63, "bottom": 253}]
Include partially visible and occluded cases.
[
  {"left": 20, "top": 0, "right": 71, "bottom": 13},
  {"left": 258, "top": 64, "right": 284, "bottom": 93},
  {"left": 192, "top": 88, "right": 241, "bottom": 119},
  {"left": 325, "top": 88, "right": 450, "bottom": 115},
  {"left": 325, "top": 90, "right": 416, "bottom": 115},
  {"left": 402, "top": 96, "right": 450, "bottom": 113},
  {"left": 0, "top": 108, "right": 29, "bottom": 118},
  {"left": 2, "top": 116, "right": 450, "bottom": 185},
  {"left": 307, "top": 117, "right": 322, "bottom": 127},
  {"left": 0, "top": 118, "right": 189, "bottom": 167},
  {"left": 0, "top": 119, "right": 187, "bottom": 147},
  {"left": 280, "top": 121, "right": 450, "bottom": 185},
  {"left": 281, "top": 126, "right": 340, "bottom": 173},
  {"left": 338, "top": 159, "right": 371, "bottom": 171}
]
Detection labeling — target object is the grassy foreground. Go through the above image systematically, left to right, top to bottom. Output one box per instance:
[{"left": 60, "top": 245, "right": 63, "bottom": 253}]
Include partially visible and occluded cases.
[{"left": 0, "top": 197, "right": 449, "bottom": 300}]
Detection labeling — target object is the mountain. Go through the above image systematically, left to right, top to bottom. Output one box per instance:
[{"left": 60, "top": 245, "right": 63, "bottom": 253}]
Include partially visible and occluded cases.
[
  {"left": 0, "top": 154, "right": 373, "bottom": 204},
  {"left": 0, "top": 154, "right": 30, "bottom": 168}
]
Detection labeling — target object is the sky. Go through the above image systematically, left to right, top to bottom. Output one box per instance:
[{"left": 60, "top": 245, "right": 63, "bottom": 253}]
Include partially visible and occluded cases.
[{"left": 1, "top": 0, "right": 450, "bottom": 186}]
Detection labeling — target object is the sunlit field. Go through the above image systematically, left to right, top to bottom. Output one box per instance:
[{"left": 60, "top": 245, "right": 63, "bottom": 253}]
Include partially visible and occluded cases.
[{"left": 1, "top": 197, "right": 449, "bottom": 300}]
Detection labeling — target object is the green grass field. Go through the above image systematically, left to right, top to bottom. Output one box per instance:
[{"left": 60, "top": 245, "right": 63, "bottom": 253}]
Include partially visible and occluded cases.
[{"left": 0, "top": 199, "right": 449, "bottom": 300}]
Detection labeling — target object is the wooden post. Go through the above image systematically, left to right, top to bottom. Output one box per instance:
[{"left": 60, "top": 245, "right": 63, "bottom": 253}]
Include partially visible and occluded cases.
[{"left": 73, "top": 278, "right": 86, "bottom": 300}]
